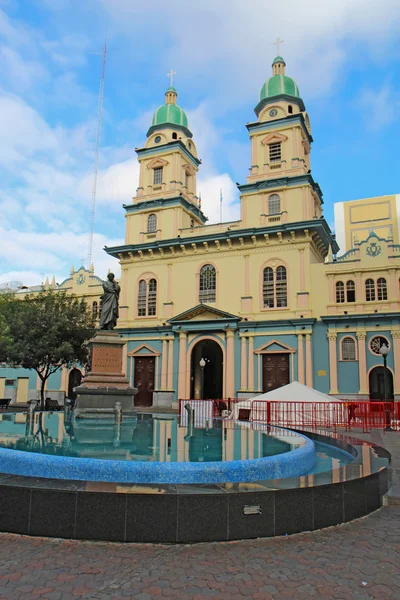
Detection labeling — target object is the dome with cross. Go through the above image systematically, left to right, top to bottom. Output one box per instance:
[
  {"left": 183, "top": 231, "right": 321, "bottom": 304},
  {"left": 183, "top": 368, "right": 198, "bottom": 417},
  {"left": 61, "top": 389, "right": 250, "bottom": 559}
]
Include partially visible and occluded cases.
[
  {"left": 259, "top": 56, "right": 301, "bottom": 102},
  {"left": 147, "top": 82, "right": 192, "bottom": 138}
]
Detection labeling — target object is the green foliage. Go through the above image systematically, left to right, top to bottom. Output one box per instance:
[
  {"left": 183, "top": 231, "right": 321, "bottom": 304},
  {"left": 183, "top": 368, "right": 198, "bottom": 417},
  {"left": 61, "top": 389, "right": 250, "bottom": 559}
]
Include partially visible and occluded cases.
[{"left": 0, "top": 291, "right": 95, "bottom": 406}]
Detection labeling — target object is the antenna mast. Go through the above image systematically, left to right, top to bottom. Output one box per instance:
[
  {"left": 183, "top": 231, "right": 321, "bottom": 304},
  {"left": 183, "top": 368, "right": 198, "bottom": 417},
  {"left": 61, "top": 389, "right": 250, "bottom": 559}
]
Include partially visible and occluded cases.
[{"left": 87, "top": 37, "right": 107, "bottom": 269}]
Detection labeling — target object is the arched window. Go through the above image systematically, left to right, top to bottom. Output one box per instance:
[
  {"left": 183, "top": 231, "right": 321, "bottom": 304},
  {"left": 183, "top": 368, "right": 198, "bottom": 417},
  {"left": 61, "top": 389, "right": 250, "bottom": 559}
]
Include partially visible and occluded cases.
[
  {"left": 288, "top": 105, "right": 293, "bottom": 114},
  {"left": 172, "top": 132, "right": 178, "bottom": 140},
  {"left": 268, "top": 194, "right": 280, "bottom": 215},
  {"left": 147, "top": 213, "right": 157, "bottom": 233},
  {"left": 199, "top": 265, "right": 216, "bottom": 303},
  {"left": 263, "top": 265, "right": 287, "bottom": 308},
  {"left": 137, "top": 278, "right": 158, "bottom": 317},
  {"left": 377, "top": 278, "right": 387, "bottom": 301},
  {"left": 365, "top": 279, "right": 375, "bottom": 302},
  {"left": 138, "top": 280, "right": 147, "bottom": 316},
  {"left": 346, "top": 280, "right": 356, "bottom": 302},
  {"left": 336, "top": 281, "right": 345, "bottom": 303},
  {"left": 92, "top": 301, "right": 98, "bottom": 320},
  {"left": 342, "top": 337, "right": 356, "bottom": 361}
]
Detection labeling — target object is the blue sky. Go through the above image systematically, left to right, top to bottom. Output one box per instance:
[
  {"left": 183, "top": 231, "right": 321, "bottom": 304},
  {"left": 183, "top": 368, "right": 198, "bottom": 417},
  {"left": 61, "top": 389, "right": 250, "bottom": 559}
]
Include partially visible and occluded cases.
[{"left": 1, "top": 0, "right": 400, "bottom": 285}]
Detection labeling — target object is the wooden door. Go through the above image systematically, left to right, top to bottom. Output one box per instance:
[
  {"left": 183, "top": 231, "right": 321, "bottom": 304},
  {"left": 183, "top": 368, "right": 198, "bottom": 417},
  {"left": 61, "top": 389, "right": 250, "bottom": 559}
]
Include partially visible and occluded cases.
[
  {"left": 262, "top": 354, "right": 289, "bottom": 392},
  {"left": 134, "top": 357, "right": 155, "bottom": 407}
]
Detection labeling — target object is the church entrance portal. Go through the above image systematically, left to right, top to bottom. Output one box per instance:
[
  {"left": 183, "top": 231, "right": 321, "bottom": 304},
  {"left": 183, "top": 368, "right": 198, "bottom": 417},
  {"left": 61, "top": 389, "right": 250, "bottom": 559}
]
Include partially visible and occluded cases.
[
  {"left": 190, "top": 340, "right": 223, "bottom": 399},
  {"left": 262, "top": 354, "right": 289, "bottom": 392},
  {"left": 369, "top": 366, "right": 394, "bottom": 400},
  {"left": 68, "top": 368, "right": 82, "bottom": 400}
]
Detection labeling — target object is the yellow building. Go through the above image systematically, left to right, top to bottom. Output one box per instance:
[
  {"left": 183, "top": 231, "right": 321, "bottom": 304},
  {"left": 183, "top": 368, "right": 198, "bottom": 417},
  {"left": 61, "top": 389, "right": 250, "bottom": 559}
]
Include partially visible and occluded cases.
[
  {"left": 103, "top": 55, "right": 400, "bottom": 407},
  {"left": 334, "top": 194, "right": 400, "bottom": 253}
]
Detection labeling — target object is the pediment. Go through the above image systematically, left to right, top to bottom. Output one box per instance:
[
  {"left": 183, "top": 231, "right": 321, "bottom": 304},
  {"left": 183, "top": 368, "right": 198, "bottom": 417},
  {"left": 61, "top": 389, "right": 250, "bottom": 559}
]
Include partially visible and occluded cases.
[
  {"left": 261, "top": 132, "right": 288, "bottom": 145},
  {"left": 146, "top": 157, "right": 169, "bottom": 169},
  {"left": 169, "top": 304, "right": 240, "bottom": 323},
  {"left": 255, "top": 339, "right": 296, "bottom": 354},
  {"left": 128, "top": 344, "right": 160, "bottom": 357}
]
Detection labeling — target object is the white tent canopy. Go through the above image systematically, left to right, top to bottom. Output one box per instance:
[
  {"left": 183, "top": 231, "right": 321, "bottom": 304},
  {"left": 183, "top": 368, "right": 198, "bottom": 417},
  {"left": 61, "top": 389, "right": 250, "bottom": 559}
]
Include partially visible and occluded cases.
[
  {"left": 231, "top": 382, "right": 343, "bottom": 423},
  {"left": 250, "top": 382, "right": 336, "bottom": 403}
]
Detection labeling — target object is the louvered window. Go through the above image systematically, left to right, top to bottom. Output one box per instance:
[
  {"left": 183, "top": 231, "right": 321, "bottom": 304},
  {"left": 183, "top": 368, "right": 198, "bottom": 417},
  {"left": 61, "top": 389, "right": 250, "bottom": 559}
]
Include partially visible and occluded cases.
[{"left": 269, "top": 143, "right": 281, "bottom": 162}]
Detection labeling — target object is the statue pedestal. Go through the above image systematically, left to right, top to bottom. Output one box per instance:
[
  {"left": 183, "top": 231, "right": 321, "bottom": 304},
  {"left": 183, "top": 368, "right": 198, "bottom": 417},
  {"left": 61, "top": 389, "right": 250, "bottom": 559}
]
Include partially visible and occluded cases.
[{"left": 74, "top": 331, "right": 137, "bottom": 417}]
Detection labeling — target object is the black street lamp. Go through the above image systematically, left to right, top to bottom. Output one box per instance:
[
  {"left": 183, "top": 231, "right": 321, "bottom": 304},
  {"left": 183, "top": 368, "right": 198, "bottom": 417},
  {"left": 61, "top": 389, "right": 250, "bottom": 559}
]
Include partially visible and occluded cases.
[
  {"left": 379, "top": 343, "right": 392, "bottom": 431},
  {"left": 199, "top": 358, "right": 206, "bottom": 400}
]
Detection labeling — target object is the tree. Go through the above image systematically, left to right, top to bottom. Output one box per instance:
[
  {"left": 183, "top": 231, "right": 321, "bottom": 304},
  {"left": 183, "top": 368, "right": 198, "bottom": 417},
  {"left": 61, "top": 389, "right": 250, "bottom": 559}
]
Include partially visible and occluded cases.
[{"left": 0, "top": 291, "right": 95, "bottom": 409}]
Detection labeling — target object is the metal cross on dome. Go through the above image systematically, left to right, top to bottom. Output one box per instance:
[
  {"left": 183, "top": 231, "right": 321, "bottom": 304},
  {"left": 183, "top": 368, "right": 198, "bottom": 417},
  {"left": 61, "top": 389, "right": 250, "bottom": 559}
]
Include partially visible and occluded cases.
[
  {"left": 273, "top": 37, "right": 284, "bottom": 55},
  {"left": 167, "top": 69, "right": 176, "bottom": 86}
]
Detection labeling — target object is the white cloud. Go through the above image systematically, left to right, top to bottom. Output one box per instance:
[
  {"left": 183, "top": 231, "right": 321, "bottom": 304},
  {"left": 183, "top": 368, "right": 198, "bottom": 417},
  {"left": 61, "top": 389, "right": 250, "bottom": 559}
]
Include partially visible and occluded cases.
[
  {"left": 99, "top": 0, "right": 400, "bottom": 105},
  {"left": 358, "top": 84, "right": 400, "bottom": 130}
]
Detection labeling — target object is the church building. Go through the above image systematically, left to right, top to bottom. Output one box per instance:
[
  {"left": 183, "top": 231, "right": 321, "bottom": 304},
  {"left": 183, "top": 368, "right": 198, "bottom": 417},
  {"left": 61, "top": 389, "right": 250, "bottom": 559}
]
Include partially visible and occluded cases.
[
  {"left": 105, "top": 55, "right": 400, "bottom": 408},
  {"left": 1, "top": 56, "right": 400, "bottom": 407}
]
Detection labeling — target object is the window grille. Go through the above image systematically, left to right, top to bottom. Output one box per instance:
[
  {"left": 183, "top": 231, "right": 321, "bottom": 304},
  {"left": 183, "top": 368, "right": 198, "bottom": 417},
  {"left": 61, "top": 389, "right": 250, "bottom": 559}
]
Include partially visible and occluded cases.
[
  {"left": 269, "top": 142, "right": 281, "bottom": 162},
  {"left": 153, "top": 167, "right": 163, "bottom": 185},
  {"left": 268, "top": 194, "right": 280, "bottom": 215},
  {"left": 147, "top": 213, "right": 157, "bottom": 233},
  {"left": 199, "top": 265, "right": 216, "bottom": 303},
  {"left": 275, "top": 266, "right": 287, "bottom": 307},
  {"left": 263, "top": 267, "right": 275, "bottom": 308},
  {"left": 377, "top": 278, "right": 387, "bottom": 301},
  {"left": 148, "top": 279, "right": 157, "bottom": 316},
  {"left": 365, "top": 279, "right": 375, "bottom": 302},
  {"left": 138, "top": 280, "right": 147, "bottom": 316},
  {"left": 346, "top": 280, "right": 356, "bottom": 303},
  {"left": 336, "top": 281, "right": 345, "bottom": 303},
  {"left": 342, "top": 337, "right": 356, "bottom": 361}
]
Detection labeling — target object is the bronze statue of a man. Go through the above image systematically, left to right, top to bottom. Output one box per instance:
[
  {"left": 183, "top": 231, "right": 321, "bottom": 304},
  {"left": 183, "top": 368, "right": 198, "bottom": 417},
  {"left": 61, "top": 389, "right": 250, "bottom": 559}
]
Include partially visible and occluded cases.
[{"left": 99, "top": 273, "right": 120, "bottom": 330}]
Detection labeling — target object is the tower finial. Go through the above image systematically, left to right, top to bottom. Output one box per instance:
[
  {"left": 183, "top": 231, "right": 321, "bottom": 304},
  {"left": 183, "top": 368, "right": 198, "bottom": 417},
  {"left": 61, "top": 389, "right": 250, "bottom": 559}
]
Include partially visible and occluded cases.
[
  {"left": 273, "top": 37, "right": 284, "bottom": 55},
  {"left": 167, "top": 68, "right": 176, "bottom": 87}
]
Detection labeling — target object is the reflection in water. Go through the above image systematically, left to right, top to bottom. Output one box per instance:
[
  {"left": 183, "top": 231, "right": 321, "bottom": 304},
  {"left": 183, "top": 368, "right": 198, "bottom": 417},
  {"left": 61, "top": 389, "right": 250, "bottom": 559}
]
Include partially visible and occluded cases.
[{"left": 0, "top": 412, "right": 357, "bottom": 478}]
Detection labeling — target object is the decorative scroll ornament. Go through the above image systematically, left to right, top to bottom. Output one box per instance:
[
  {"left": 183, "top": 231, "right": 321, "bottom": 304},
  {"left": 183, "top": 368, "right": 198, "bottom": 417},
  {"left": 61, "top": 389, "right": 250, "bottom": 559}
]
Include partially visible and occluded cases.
[
  {"left": 366, "top": 242, "right": 382, "bottom": 258},
  {"left": 76, "top": 273, "right": 86, "bottom": 285}
]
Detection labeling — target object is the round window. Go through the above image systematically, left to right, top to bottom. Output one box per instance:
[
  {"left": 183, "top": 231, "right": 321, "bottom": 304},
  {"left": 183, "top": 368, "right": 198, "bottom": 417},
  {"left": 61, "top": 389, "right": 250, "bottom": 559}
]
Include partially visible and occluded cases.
[
  {"left": 269, "top": 109, "right": 278, "bottom": 117},
  {"left": 154, "top": 135, "right": 161, "bottom": 144},
  {"left": 369, "top": 336, "right": 390, "bottom": 355}
]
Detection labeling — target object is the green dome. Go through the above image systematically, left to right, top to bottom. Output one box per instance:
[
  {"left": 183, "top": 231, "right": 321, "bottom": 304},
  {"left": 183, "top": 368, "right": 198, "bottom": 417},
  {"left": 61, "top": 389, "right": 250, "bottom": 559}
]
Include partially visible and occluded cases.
[
  {"left": 272, "top": 56, "right": 286, "bottom": 65},
  {"left": 259, "top": 74, "right": 300, "bottom": 101},
  {"left": 151, "top": 103, "right": 189, "bottom": 129}
]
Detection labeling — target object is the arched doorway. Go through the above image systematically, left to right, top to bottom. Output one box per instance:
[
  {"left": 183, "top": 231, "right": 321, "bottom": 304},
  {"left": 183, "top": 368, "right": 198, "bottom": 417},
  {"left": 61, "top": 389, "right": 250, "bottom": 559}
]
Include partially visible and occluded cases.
[
  {"left": 190, "top": 339, "right": 223, "bottom": 399},
  {"left": 369, "top": 366, "right": 394, "bottom": 400},
  {"left": 68, "top": 368, "right": 82, "bottom": 400}
]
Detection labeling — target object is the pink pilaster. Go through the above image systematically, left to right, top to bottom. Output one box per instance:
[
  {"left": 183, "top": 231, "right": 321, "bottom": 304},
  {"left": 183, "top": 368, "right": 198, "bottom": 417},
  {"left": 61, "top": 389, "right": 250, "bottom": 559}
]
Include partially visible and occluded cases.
[
  {"left": 226, "top": 330, "right": 235, "bottom": 397},
  {"left": 178, "top": 331, "right": 187, "bottom": 399},
  {"left": 391, "top": 331, "right": 400, "bottom": 394},
  {"left": 357, "top": 332, "right": 368, "bottom": 394},
  {"left": 327, "top": 333, "right": 338, "bottom": 394},
  {"left": 297, "top": 334, "right": 305, "bottom": 384},
  {"left": 305, "top": 334, "right": 313, "bottom": 387},
  {"left": 240, "top": 336, "right": 248, "bottom": 391},
  {"left": 248, "top": 336, "right": 255, "bottom": 391},
  {"left": 161, "top": 339, "right": 168, "bottom": 390},
  {"left": 167, "top": 339, "right": 174, "bottom": 390}
]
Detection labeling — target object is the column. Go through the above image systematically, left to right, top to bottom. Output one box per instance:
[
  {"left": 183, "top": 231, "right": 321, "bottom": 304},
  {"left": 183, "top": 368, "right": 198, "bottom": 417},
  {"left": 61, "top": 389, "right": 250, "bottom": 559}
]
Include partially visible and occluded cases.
[
  {"left": 299, "top": 250, "right": 305, "bottom": 291},
  {"left": 225, "top": 330, "right": 235, "bottom": 398},
  {"left": 177, "top": 331, "right": 187, "bottom": 399},
  {"left": 356, "top": 331, "right": 368, "bottom": 394},
  {"left": 391, "top": 331, "right": 400, "bottom": 395},
  {"left": 327, "top": 332, "right": 338, "bottom": 394},
  {"left": 297, "top": 334, "right": 305, "bottom": 384},
  {"left": 305, "top": 334, "right": 313, "bottom": 387},
  {"left": 240, "top": 336, "right": 248, "bottom": 391},
  {"left": 247, "top": 336, "right": 255, "bottom": 391},
  {"left": 161, "top": 339, "right": 168, "bottom": 390},
  {"left": 167, "top": 339, "right": 174, "bottom": 390},
  {"left": 122, "top": 343, "right": 128, "bottom": 376}
]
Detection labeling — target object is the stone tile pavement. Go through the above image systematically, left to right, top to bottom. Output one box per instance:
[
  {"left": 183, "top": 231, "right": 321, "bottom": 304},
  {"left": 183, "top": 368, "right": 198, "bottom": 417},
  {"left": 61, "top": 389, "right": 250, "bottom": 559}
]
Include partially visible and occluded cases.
[{"left": 0, "top": 429, "right": 399, "bottom": 600}]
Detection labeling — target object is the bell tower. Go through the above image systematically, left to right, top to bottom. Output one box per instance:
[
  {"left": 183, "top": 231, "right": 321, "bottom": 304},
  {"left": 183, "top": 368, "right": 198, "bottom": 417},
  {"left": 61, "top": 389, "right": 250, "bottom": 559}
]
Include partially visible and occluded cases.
[
  {"left": 238, "top": 55, "right": 323, "bottom": 228},
  {"left": 124, "top": 77, "right": 206, "bottom": 245}
]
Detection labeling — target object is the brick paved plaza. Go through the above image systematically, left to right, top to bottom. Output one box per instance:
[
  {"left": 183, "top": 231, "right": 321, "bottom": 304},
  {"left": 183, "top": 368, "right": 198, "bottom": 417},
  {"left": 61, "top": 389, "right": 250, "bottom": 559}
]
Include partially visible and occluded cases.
[{"left": 0, "top": 430, "right": 399, "bottom": 600}]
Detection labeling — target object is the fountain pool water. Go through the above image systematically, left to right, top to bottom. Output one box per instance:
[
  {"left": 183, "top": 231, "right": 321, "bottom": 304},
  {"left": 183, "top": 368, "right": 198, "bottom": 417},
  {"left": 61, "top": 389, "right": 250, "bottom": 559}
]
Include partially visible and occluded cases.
[{"left": 0, "top": 412, "right": 353, "bottom": 484}]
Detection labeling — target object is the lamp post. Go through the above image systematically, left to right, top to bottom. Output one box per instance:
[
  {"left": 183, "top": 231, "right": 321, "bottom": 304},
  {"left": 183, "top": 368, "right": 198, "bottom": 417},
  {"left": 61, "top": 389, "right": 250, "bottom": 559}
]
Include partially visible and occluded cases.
[
  {"left": 379, "top": 343, "right": 391, "bottom": 431},
  {"left": 199, "top": 358, "right": 206, "bottom": 400}
]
